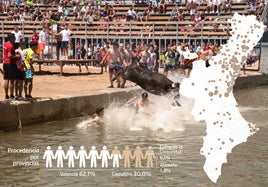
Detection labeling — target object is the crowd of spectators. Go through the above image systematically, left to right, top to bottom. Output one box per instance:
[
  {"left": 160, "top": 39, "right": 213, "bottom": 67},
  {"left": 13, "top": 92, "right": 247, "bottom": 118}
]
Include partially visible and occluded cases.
[{"left": 1, "top": 1, "right": 265, "bottom": 24}]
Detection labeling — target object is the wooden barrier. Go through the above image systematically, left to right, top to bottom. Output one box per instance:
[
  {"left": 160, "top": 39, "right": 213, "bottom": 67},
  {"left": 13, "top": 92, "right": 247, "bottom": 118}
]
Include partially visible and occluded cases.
[{"left": 33, "top": 59, "right": 101, "bottom": 76}]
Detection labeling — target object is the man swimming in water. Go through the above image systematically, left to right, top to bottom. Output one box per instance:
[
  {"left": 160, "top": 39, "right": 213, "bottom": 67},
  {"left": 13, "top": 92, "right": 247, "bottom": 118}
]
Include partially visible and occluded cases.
[
  {"left": 135, "top": 92, "right": 154, "bottom": 116},
  {"left": 84, "top": 107, "right": 105, "bottom": 127}
]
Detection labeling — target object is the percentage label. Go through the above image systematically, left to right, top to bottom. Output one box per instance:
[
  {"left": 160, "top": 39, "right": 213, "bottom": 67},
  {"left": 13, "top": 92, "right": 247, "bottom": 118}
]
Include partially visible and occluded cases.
[
  {"left": 79, "top": 171, "right": 96, "bottom": 177},
  {"left": 134, "top": 171, "right": 152, "bottom": 177}
]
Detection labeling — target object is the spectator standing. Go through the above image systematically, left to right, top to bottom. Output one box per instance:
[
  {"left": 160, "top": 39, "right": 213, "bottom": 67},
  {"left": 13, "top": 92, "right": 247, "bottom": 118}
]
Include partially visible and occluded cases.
[
  {"left": 56, "top": 24, "right": 72, "bottom": 60},
  {"left": 11, "top": 26, "right": 23, "bottom": 49},
  {"left": 38, "top": 27, "right": 47, "bottom": 60},
  {"left": 31, "top": 28, "right": 39, "bottom": 43},
  {"left": 3, "top": 33, "right": 19, "bottom": 100},
  {"left": 15, "top": 41, "right": 25, "bottom": 100},
  {"left": 100, "top": 41, "right": 122, "bottom": 88},
  {"left": 23, "top": 42, "right": 38, "bottom": 99},
  {"left": 138, "top": 44, "right": 150, "bottom": 69},
  {"left": 153, "top": 44, "right": 160, "bottom": 73},
  {"left": 148, "top": 45, "right": 157, "bottom": 72},
  {"left": 164, "top": 45, "right": 177, "bottom": 77}
]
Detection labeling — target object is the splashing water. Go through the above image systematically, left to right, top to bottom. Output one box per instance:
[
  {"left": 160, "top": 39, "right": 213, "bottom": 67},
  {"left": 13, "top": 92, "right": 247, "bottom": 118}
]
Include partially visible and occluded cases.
[{"left": 103, "top": 93, "right": 197, "bottom": 132}]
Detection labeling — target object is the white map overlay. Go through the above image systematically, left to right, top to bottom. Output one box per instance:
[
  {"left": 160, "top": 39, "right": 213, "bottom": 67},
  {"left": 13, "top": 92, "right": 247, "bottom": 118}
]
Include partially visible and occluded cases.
[{"left": 180, "top": 13, "right": 265, "bottom": 183}]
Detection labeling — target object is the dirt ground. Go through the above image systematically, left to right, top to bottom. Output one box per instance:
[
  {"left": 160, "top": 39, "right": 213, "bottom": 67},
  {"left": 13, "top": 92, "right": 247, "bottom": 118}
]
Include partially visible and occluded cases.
[
  {"left": 0, "top": 63, "right": 261, "bottom": 100},
  {"left": 0, "top": 64, "right": 137, "bottom": 100}
]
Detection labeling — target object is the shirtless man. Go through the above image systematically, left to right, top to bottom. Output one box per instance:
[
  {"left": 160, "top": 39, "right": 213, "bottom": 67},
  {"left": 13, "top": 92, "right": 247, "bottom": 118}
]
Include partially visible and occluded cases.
[
  {"left": 101, "top": 41, "right": 122, "bottom": 88},
  {"left": 124, "top": 43, "right": 132, "bottom": 68},
  {"left": 138, "top": 44, "right": 150, "bottom": 70},
  {"left": 135, "top": 92, "right": 153, "bottom": 115},
  {"left": 84, "top": 107, "right": 105, "bottom": 128}
]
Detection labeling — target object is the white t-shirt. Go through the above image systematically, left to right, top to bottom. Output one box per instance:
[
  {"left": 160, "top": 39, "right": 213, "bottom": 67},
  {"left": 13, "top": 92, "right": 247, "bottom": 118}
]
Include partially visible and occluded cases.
[
  {"left": 127, "top": 9, "right": 135, "bottom": 16},
  {"left": 60, "top": 29, "right": 71, "bottom": 42},
  {"left": 39, "top": 30, "right": 47, "bottom": 44},
  {"left": 11, "top": 31, "right": 23, "bottom": 43},
  {"left": 15, "top": 49, "right": 24, "bottom": 69}
]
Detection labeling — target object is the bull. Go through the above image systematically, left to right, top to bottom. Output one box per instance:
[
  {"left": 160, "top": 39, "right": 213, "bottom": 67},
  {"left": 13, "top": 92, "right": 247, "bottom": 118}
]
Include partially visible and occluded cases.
[{"left": 113, "top": 63, "right": 181, "bottom": 106}]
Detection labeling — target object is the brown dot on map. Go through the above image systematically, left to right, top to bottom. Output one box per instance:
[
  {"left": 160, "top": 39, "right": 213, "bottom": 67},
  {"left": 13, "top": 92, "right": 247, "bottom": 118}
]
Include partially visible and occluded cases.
[
  {"left": 222, "top": 70, "right": 225, "bottom": 73},
  {"left": 191, "top": 82, "right": 195, "bottom": 86},
  {"left": 205, "top": 88, "right": 208, "bottom": 91},
  {"left": 209, "top": 92, "right": 213, "bottom": 96},
  {"left": 224, "top": 93, "right": 229, "bottom": 97},
  {"left": 219, "top": 94, "right": 222, "bottom": 98},
  {"left": 210, "top": 98, "right": 213, "bottom": 101},
  {"left": 203, "top": 109, "right": 205, "bottom": 112},
  {"left": 199, "top": 112, "right": 202, "bottom": 115},
  {"left": 217, "top": 113, "right": 220, "bottom": 115},
  {"left": 229, "top": 118, "right": 232, "bottom": 120},
  {"left": 213, "top": 122, "right": 216, "bottom": 125},
  {"left": 220, "top": 125, "right": 223, "bottom": 128},
  {"left": 218, "top": 138, "right": 220, "bottom": 141},
  {"left": 222, "top": 141, "right": 225, "bottom": 145},
  {"left": 219, "top": 147, "right": 222, "bottom": 150},
  {"left": 210, "top": 148, "right": 213, "bottom": 150},
  {"left": 201, "top": 150, "right": 203, "bottom": 153},
  {"left": 208, "top": 152, "right": 210, "bottom": 155},
  {"left": 215, "top": 168, "right": 218, "bottom": 171}
]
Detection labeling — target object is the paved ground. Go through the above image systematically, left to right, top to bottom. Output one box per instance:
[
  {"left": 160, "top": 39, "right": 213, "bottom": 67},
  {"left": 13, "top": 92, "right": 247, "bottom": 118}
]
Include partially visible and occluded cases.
[{"left": 0, "top": 63, "right": 263, "bottom": 100}]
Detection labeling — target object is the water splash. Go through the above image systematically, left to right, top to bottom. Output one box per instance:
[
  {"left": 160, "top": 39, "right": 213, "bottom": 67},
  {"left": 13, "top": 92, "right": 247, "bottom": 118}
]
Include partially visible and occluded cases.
[{"left": 103, "top": 93, "right": 196, "bottom": 132}]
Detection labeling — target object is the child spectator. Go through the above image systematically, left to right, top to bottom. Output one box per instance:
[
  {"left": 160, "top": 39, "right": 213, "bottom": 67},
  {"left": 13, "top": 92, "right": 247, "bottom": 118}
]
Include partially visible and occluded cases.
[
  {"left": 31, "top": 28, "right": 39, "bottom": 43},
  {"left": 15, "top": 41, "right": 26, "bottom": 100},
  {"left": 23, "top": 42, "right": 38, "bottom": 99}
]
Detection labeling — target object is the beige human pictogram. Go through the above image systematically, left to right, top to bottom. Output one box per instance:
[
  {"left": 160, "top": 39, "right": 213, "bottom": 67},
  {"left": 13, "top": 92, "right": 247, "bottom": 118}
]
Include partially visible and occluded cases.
[
  {"left": 111, "top": 146, "right": 122, "bottom": 168},
  {"left": 122, "top": 146, "right": 132, "bottom": 168},
  {"left": 132, "top": 146, "right": 144, "bottom": 168},
  {"left": 145, "top": 146, "right": 155, "bottom": 168}
]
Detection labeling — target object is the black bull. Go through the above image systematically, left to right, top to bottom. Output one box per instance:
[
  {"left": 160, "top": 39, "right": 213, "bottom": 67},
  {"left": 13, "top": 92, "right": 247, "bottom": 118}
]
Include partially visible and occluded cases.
[{"left": 113, "top": 63, "right": 180, "bottom": 99}]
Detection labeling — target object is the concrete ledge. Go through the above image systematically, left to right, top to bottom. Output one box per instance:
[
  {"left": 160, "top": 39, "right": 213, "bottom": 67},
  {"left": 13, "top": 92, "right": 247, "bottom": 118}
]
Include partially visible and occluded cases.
[
  {"left": 0, "top": 73, "right": 267, "bottom": 131},
  {"left": 234, "top": 73, "right": 268, "bottom": 89},
  {"left": 0, "top": 90, "right": 138, "bottom": 131}
]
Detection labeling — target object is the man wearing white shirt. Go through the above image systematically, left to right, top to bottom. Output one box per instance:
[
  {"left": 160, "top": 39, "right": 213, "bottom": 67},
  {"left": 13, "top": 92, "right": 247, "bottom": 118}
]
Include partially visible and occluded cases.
[
  {"left": 127, "top": 7, "right": 136, "bottom": 21},
  {"left": 57, "top": 25, "right": 72, "bottom": 60},
  {"left": 11, "top": 26, "right": 23, "bottom": 49},
  {"left": 38, "top": 27, "right": 47, "bottom": 60}
]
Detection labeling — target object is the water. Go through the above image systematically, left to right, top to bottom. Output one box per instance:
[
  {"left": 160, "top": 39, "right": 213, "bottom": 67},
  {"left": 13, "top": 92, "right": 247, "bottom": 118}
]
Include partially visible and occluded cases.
[{"left": 0, "top": 85, "right": 267, "bottom": 187}]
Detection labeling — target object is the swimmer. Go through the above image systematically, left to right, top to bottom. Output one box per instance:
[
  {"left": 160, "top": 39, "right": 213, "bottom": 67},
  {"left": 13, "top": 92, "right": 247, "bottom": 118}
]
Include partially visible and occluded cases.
[
  {"left": 135, "top": 92, "right": 154, "bottom": 115},
  {"left": 84, "top": 107, "right": 105, "bottom": 128}
]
